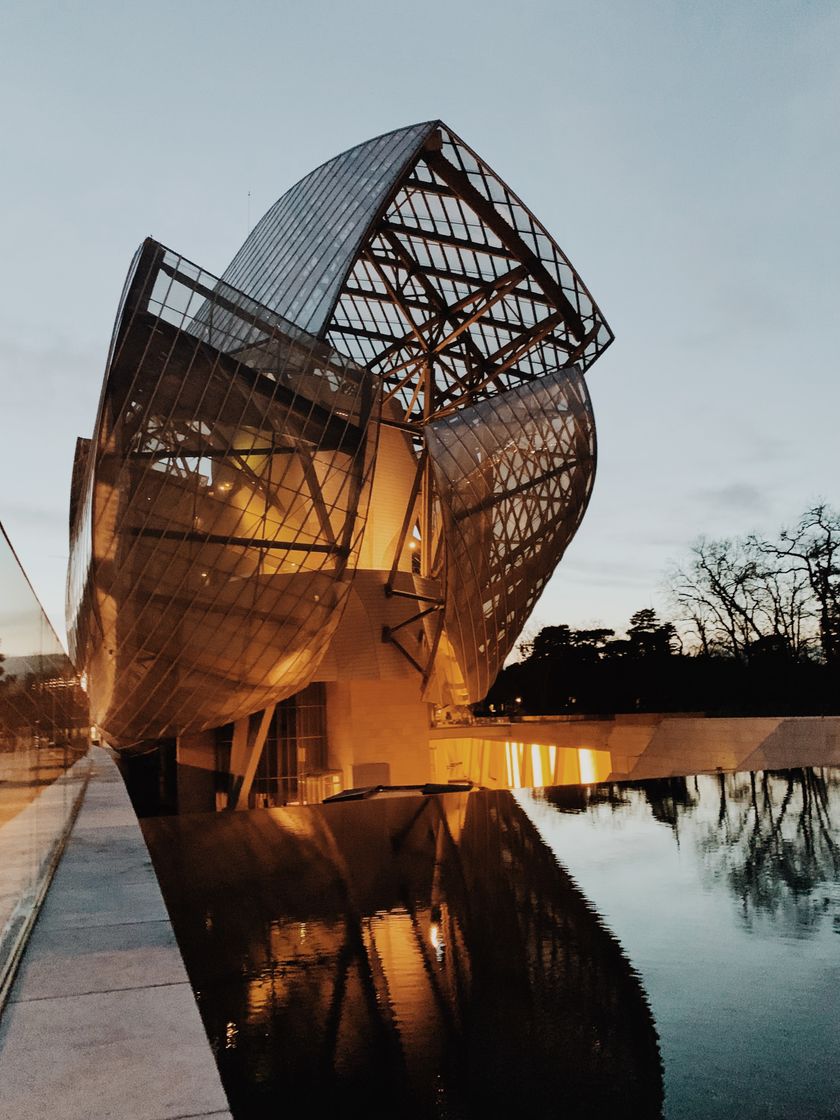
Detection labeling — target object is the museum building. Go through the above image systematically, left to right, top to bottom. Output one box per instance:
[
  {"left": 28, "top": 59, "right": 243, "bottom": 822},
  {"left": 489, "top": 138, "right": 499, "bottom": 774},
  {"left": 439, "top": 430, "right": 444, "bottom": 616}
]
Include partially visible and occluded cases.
[{"left": 66, "top": 120, "right": 612, "bottom": 809}]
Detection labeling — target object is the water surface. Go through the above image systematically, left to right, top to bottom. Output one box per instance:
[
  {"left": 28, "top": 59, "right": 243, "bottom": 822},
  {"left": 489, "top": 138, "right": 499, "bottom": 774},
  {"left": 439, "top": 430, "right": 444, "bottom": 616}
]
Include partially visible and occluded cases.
[
  {"left": 143, "top": 766, "right": 840, "bottom": 1119},
  {"left": 519, "top": 769, "right": 840, "bottom": 1119},
  {"left": 145, "top": 790, "right": 662, "bottom": 1118}
]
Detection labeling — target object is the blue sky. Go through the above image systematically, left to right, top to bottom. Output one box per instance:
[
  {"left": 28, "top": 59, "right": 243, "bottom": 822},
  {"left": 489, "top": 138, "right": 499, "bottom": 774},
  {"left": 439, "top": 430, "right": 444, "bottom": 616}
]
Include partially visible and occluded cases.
[{"left": 1, "top": 0, "right": 838, "bottom": 643}]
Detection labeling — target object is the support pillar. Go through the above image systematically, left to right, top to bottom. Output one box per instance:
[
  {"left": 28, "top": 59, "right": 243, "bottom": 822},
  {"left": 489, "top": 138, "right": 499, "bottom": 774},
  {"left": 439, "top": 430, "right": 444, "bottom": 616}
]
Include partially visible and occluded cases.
[{"left": 228, "top": 705, "right": 274, "bottom": 810}]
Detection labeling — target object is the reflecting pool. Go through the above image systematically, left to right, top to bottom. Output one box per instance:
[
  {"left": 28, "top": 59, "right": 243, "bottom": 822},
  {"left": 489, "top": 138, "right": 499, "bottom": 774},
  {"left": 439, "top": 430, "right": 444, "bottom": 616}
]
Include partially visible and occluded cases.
[
  {"left": 143, "top": 766, "right": 840, "bottom": 1120},
  {"left": 519, "top": 769, "right": 840, "bottom": 1120},
  {"left": 144, "top": 790, "right": 663, "bottom": 1118}
]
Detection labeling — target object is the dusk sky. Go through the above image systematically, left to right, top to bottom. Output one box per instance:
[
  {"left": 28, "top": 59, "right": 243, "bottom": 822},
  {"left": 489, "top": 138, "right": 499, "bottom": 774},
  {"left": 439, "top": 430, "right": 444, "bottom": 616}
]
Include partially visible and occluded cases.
[{"left": 1, "top": 0, "right": 838, "bottom": 645}]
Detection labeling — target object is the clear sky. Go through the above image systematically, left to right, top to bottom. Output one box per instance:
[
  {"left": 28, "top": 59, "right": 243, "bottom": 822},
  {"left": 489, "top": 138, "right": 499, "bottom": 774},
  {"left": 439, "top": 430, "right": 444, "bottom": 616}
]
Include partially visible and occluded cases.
[{"left": 1, "top": 0, "right": 838, "bottom": 644}]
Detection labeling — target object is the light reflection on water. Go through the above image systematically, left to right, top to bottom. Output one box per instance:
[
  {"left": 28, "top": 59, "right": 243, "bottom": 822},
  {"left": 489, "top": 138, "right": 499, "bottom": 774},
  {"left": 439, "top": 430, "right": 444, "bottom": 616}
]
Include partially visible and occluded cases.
[
  {"left": 143, "top": 767, "right": 840, "bottom": 1120},
  {"left": 518, "top": 768, "right": 840, "bottom": 1120},
  {"left": 144, "top": 791, "right": 663, "bottom": 1119}
]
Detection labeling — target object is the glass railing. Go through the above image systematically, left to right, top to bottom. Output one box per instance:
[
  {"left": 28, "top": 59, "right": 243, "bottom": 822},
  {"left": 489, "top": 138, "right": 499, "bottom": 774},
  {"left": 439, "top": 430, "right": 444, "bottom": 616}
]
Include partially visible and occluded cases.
[{"left": 0, "top": 521, "right": 89, "bottom": 1004}]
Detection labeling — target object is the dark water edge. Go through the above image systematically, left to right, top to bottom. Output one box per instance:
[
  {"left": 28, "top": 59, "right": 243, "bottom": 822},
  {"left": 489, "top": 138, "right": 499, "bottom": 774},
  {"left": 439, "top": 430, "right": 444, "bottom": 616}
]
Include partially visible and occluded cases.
[{"left": 144, "top": 789, "right": 663, "bottom": 1119}]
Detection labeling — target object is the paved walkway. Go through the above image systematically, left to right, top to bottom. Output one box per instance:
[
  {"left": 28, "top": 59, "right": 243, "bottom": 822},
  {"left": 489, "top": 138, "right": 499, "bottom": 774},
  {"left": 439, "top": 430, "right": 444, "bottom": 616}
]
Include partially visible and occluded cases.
[{"left": 0, "top": 747, "right": 231, "bottom": 1120}]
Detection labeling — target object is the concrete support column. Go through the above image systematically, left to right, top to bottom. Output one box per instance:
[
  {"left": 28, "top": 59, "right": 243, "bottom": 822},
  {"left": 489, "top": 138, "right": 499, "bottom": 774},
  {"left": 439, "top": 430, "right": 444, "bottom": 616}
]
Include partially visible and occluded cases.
[
  {"left": 325, "top": 679, "right": 433, "bottom": 788},
  {"left": 229, "top": 705, "right": 274, "bottom": 810},
  {"left": 175, "top": 729, "right": 216, "bottom": 814}
]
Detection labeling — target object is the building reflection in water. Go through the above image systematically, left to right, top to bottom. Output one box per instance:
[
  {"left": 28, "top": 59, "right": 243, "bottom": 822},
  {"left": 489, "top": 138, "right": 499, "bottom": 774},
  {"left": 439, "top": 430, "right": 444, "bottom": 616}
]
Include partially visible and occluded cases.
[
  {"left": 0, "top": 521, "right": 89, "bottom": 988},
  {"left": 0, "top": 523, "right": 88, "bottom": 767},
  {"left": 144, "top": 789, "right": 663, "bottom": 1119}
]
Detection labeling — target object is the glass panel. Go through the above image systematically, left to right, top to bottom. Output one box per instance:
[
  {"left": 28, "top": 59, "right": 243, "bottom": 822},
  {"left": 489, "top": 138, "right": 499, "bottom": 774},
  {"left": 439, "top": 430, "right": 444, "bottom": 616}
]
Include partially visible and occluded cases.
[
  {"left": 426, "top": 365, "right": 596, "bottom": 700},
  {"left": 0, "top": 523, "right": 88, "bottom": 998},
  {"left": 251, "top": 681, "right": 332, "bottom": 807}
]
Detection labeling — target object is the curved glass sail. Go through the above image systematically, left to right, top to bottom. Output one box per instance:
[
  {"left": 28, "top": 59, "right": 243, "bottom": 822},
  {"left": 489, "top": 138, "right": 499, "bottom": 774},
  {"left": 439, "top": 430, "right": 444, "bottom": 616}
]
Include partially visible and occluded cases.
[
  {"left": 220, "top": 123, "right": 437, "bottom": 336},
  {"left": 68, "top": 241, "right": 380, "bottom": 745},
  {"left": 426, "top": 365, "right": 596, "bottom": 700}
]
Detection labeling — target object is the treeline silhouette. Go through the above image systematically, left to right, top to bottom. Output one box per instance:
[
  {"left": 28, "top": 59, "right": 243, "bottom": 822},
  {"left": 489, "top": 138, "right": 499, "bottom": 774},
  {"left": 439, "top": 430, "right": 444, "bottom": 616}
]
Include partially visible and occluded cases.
[
  {"left": 481, "top": 504, "right": 840, "bottom": 717},
  {"left": 479, "top": 608, "right": 839, "bottom": 716},
  {"left": 481, "top": 614, "right": 840, "bottom": 715}
]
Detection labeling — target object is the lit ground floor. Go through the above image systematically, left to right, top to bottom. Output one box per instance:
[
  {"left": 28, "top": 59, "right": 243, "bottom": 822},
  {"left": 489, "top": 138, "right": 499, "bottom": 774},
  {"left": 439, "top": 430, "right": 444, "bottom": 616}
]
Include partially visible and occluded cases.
[{"left": 122, "top": 682, "right": 840, "bottom": 815}]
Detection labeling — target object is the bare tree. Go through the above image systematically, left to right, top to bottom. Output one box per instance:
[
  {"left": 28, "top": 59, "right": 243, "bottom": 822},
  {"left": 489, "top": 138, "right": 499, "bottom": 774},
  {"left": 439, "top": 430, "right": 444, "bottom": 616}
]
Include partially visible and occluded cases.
[
  {"left": 753, "top": 503, "right": 840, "bottom": 664},
  {"left": 668, "top": 535, "right": 814, "bottom": 661},
  {"left": 669, "top": 537, "right": 767, "bottom": 659},
  {"left": 751, "top": 560, "right": 812, "bottom": 660}
]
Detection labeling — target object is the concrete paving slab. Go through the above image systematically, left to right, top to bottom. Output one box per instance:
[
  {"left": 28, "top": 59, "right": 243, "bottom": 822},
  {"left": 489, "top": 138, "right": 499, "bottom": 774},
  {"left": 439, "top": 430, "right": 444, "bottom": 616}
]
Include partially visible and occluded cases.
[
  {"left": 71, "top": 803, "right": 140, "bottom": 830},
  {"left": 58, "top": 823, "right": 158, "bottom": 865},
  {"left": 46, "top": 837, "right": 158, "bottom": 887},
  {"left": 46, "top": 854, "right": 158, "bottom": 889},
  {"left": 35, "top": 873, "right": 169, "bottom": 930},
  {"left": 10, "top": 920, "right": 186, "bottom": 1001},
  {"left": 0, "top": 983, "right": 230, "bottom": 1120},
  {"left": 159, "top": 1113, "right": 232, "bottom": 1119}
]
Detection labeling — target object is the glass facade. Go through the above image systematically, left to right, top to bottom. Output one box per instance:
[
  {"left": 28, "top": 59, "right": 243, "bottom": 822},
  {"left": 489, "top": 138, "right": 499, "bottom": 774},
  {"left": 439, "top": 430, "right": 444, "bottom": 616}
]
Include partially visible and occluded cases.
[
  {"left": 70, "top": 119, "right": 612, "bottom": 746},
  {"left": 69, "top": 243, "right": 380, "bottom": 744},
  {"left": 0, "top": 523, "right": 88, "bottom": 1000},
  {"left": 253, "top": 681, "right": 332, "bottom": 806},
  {"left": 213, "top": 683, "right": 334, "bottom": 809}
]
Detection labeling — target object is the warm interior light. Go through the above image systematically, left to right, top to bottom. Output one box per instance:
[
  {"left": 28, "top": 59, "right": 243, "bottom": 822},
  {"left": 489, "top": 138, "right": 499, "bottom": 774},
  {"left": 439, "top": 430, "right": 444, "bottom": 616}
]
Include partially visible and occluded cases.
[
  {"left": 506, "top": 741, "right": 522, "bottom": 787},
  {"left": 531, "top": 744, "right": 544, "bottom": 787},
  {"left": 578, "top": 748, "right": 598, "bottom": 784}
]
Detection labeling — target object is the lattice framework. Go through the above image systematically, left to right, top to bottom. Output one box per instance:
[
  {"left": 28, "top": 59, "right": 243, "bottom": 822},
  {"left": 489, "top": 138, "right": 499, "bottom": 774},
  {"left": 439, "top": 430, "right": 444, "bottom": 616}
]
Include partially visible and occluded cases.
[
  {"left": 322, "top": 125, "right": 609, "bottom": 701},
  {"left": 68, "top": 241, "right": 379, "bottom": 743}
]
